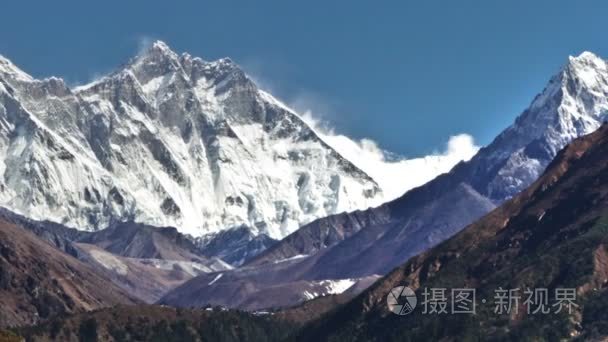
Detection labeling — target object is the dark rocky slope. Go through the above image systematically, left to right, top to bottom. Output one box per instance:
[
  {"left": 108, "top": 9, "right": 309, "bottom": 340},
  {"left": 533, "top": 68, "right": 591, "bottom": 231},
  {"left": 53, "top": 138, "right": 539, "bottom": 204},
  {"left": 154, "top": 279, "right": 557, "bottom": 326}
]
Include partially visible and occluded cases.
[{"left": 301, "top": 123, "right": 608, "bottom": 341}]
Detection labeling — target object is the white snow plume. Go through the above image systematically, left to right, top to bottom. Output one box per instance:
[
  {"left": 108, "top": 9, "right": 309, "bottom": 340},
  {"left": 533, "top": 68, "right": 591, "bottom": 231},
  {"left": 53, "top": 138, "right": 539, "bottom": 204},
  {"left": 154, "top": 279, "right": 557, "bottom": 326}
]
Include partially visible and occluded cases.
[{"left": 301, "top": 112, "right": 480, "bottom": 202}]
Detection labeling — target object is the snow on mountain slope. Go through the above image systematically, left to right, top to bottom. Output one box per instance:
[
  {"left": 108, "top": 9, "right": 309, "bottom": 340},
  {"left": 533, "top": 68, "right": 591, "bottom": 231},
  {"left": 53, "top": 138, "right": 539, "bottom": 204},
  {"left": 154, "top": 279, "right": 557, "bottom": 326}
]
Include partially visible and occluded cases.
[
  {"left": 0, "top": 41, "right": 383, "bottom": 239},
  {"left": 249, "top": 51, "right": 608, "bottom": 267},
  {"left": 471, "top": 51, "right": 608, "bottom": 201},
  {"left": 160, "top": 52, "right": 608, "bottom": 312}
]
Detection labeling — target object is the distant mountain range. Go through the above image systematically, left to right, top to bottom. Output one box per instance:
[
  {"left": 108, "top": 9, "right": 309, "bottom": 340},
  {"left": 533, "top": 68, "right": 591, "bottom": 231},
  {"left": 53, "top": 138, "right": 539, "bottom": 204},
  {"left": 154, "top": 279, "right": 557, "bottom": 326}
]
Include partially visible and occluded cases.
[
  {"left": 1, "top": 44, "right": 608, "bottom": 341},
  {"left": 160, "top": 51, "right": 608, "bottom": 310},
  {"left": 9, "top": 120, "right": 608, "bottom": 340},
  {"left": 0, "top": 208, "right": 232, "bottom": 303}
]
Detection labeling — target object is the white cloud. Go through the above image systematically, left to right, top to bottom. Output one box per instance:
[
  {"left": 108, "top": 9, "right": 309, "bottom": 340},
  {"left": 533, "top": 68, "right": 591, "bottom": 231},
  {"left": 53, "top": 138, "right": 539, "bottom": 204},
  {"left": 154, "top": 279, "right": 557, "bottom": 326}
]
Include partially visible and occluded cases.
[
  {"left": 137, "top": 35, "right": 156, "bottom": 55},
  {"left": 243, "top": 64, "right": 481, "bottom": 203},
  {"left": 300, "top": 111, "right": 480, "bottom": 202}
]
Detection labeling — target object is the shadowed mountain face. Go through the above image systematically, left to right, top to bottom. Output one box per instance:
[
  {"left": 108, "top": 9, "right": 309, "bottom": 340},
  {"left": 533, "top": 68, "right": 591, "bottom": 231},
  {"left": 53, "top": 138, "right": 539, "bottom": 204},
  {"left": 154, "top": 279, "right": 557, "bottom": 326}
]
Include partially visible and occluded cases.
[
  {"left": 300, "top": 124, "right": 608, "bottom": 341},
  {"left": 158, "top": 183, "right": 493, "bottom": 310},
  {"left": 246, "top": 207, "right": 392, "bottom": 267},
  {"left": 0, "top": 208, "right": 232, "bottom": 268},
  {"left": 0, "top": 209, "right": 232, "bottom": 303},
  {"left": 0, "top": 218, "right": 138, "bottom": 328},
  {"left": 66, "top": 221, "right": 235, "bottom": 301},
  {"left": 78, "top": 221, "right": 212, "bottom": 261},
  {"left": 195, "top": 225, "right": 278, "bottom": 266}
]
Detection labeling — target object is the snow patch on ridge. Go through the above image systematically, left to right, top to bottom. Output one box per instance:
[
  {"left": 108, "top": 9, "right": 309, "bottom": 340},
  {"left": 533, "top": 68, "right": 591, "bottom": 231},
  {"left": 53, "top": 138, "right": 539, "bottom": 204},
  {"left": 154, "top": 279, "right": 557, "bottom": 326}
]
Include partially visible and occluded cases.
[
  {"left": 273, "top": 254, "right": 309, "bottom": 264},
  {"left": 208, "top": 273, "right": 223, "bottom": 285},
  {"left": 302, "top": 278, "right": 357, "bottom": 300}
]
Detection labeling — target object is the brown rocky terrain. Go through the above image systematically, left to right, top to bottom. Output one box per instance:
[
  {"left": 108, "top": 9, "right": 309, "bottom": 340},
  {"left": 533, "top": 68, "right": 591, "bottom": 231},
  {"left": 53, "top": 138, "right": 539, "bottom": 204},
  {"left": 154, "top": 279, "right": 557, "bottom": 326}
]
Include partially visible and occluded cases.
[{"left": 0, "top": 219, "right": 138, "bottom": 328}]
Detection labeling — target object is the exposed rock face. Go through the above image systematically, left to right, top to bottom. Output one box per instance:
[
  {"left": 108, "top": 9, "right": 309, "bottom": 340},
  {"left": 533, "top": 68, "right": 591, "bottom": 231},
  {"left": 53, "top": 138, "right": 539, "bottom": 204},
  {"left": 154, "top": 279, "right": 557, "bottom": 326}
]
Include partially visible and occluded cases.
[{"left": 0, "top": 41, "right": 382, "bottom": 239}]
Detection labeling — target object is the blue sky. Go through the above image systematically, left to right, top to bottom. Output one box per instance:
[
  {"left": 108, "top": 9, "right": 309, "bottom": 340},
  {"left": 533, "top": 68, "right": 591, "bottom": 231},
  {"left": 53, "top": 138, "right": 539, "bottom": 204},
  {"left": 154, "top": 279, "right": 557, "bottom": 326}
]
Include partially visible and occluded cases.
[{"left": 1, "top": 0, "right": 607, "bottom": 157}]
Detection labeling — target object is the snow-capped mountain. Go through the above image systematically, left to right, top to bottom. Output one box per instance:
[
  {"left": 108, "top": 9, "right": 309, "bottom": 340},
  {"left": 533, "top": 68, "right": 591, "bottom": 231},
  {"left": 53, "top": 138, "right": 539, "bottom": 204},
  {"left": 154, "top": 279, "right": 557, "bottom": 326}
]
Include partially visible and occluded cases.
[
  {"left": 0, "top": 41, "right": 382, "bottom": 239},
  {"left": 159, "top": 51, "right": 608, "bottom": 311},
  {"left": 254, "top": 51, "right": 608, "bottom": 266},
  {"left": 467, "top": 51, "right": 608, "bottom": 201}
]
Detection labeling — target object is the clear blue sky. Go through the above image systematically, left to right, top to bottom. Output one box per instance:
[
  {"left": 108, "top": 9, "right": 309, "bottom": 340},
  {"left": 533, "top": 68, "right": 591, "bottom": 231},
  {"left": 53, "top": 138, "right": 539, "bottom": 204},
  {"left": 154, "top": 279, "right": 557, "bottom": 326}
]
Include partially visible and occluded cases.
[{"left": 1, "top": 0, "right": 607, "bottom": 157}]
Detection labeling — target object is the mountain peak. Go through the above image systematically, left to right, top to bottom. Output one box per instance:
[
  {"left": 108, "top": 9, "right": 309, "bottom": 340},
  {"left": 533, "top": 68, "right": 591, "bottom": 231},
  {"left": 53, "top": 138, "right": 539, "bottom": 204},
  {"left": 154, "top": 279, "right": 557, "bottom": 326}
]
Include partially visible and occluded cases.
[
  {"left": 124, "top": 40, "right": 183, "bottom": 83},
  {"left": 137, "top": 40, "right": 179, "bottom": 62},
  {"left": 144, "top": 40, "right": 179, "bottom": 59},
  {"left": 151, "top": 40, "right": 171, "bottom": 51},
  {"left": 488, "top": 50, "right": 608, "bottom": 200},
  {"left": 564, "top": 50, "right": 607, "bottom": 82},
  {"left": 568, "top": 50, "right": 604, "bottom": 65},
  {"left": 529, "top": 51, "right": 608, "bottom": 112},
  {"left": 0, "top": 54, "right": 33, "bottom": 82}
]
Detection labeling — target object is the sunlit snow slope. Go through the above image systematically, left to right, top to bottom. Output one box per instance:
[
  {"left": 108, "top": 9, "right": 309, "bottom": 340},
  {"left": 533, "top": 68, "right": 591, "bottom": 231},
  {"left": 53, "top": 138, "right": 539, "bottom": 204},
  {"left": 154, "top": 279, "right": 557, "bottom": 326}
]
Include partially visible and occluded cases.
[{"left": 0, "top": 41, "right": 385, "bottom": 239}]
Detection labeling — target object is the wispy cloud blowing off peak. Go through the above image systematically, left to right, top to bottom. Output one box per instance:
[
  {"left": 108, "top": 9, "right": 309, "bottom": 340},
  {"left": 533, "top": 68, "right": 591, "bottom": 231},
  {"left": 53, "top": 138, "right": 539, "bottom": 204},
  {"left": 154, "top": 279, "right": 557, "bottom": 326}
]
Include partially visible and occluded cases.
[
  {"left": 242, "top": 61, "right": 480, "bottom": 202},
  {"left": 300, "top": 111, "right": 480, "bottom": 201}
]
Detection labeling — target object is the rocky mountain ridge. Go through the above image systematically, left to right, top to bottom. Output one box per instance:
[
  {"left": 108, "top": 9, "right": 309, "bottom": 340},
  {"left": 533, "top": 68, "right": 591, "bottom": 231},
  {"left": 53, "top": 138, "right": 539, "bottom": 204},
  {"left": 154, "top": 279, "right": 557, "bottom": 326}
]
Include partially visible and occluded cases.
[
  {"left": 0, "top": 41, "right": 383, "bottom": 240},
  {"left": 161, "top": 51, "right": 608, "bottom": 311}
]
